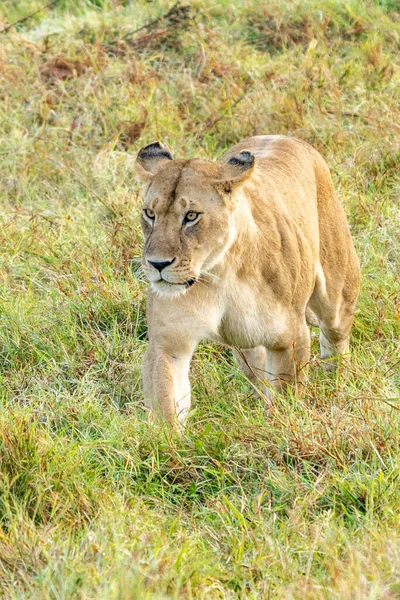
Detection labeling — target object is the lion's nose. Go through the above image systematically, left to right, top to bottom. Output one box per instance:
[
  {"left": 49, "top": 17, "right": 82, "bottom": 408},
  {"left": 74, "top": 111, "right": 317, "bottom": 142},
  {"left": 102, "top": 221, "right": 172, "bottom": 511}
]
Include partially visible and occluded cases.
[{"left": 148, "top": 258, "right": 175, "bottom": 272}]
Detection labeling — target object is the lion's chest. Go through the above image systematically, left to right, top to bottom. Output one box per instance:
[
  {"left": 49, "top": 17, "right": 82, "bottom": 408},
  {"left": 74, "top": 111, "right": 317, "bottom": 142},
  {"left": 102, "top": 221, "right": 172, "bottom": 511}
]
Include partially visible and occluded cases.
[{"left": 212, "top": 281, "right": 288, "bottom": 349}]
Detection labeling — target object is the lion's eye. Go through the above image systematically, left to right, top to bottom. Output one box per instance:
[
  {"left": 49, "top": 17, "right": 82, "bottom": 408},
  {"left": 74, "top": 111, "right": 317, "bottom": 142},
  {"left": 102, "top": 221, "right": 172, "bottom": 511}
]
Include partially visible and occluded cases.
[
  {"left": 143, "top": 208, "right": 155, "bottom": 220},
  {"left": 184, "top": 211, "right": 199, "bottom": 223}
]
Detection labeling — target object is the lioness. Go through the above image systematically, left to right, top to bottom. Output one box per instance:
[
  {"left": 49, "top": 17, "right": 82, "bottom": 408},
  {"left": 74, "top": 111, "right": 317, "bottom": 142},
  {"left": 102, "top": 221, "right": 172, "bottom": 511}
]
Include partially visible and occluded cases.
[{"left": 135, "top": 136, "right": 360, "bottom": 423}]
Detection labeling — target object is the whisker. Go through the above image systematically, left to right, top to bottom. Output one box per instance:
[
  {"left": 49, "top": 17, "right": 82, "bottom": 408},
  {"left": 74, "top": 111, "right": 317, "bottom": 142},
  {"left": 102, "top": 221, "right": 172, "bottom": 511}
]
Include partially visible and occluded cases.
[
  {"left": 135, "top": 265, "right": 148, "bottom": 282},
  {"left": 200, "top": 271, "right": 221, "bottom": 282},
  {"left": 196, "top": 276, "right": 212, "bottom": 288},
  {"left": 193, "top": 277, "right": 208, "bottom": 289}
]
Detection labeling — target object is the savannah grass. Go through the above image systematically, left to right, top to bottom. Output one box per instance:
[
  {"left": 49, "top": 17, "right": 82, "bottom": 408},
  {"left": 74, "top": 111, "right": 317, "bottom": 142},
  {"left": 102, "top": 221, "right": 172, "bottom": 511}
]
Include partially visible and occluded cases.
[{"left": 0, "top": 0, "right": 399, "bottom": 598}]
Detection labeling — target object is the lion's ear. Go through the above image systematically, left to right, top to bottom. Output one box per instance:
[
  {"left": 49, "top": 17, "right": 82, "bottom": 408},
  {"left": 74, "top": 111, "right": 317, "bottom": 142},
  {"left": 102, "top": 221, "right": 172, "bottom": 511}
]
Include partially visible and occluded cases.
[
  {"left": 135, "top": 141, "right": 173, "bottom": 184},
  {"left": 214, "top": 151, "right": 255, "bottom": 193}
]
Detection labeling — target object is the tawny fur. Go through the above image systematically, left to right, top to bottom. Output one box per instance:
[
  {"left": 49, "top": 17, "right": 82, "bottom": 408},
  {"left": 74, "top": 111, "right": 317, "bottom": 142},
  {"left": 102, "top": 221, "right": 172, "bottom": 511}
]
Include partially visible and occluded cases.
[{"left": 135, "top": 136, "right": 360, "bottom": 423}]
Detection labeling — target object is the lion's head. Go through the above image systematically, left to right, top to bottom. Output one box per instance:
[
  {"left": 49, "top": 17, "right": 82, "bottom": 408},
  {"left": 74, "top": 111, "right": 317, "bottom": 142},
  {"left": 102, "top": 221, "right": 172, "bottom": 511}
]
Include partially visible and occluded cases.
[{"left": 135, "top": 141, "right": 255, "bottom": 296}]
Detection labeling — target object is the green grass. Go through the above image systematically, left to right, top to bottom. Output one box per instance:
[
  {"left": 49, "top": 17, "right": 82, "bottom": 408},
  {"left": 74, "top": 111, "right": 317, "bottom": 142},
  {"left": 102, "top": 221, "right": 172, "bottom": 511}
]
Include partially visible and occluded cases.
[{"left": 0, "top": 0, "right": 399, "bottom": 597}]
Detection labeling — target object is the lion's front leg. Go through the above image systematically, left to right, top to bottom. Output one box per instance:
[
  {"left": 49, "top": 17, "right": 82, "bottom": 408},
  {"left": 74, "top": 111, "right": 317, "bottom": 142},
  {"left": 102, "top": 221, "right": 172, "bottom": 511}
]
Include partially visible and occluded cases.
[
  {"left": 265, "top": 319, "right": 311, "bottom": 397},
  {"left": 143, "top": 340, "right": 194, "bottom": 424},
  {"left": 232, "top": 346, "right": 273, "bottom": 401}
]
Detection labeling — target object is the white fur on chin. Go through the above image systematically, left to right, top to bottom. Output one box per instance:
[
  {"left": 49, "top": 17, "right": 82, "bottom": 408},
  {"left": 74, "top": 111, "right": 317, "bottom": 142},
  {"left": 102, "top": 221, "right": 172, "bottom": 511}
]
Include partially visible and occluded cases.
[{"left": 150, "top": 280, "right": 190, "bottom": 298}]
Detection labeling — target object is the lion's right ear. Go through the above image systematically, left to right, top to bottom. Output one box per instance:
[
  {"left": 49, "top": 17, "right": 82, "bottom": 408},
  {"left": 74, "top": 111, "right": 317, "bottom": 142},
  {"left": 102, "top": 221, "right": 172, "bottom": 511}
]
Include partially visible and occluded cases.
[{"left": 135, "top": 141, "right": 173, "bottom": 184}]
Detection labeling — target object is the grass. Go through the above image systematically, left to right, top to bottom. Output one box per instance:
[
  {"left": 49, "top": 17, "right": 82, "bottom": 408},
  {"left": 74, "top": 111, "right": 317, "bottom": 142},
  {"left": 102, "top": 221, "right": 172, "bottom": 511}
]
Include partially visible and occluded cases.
[{"left": 0, "top": 0, "right": 399, "bottom": 597}]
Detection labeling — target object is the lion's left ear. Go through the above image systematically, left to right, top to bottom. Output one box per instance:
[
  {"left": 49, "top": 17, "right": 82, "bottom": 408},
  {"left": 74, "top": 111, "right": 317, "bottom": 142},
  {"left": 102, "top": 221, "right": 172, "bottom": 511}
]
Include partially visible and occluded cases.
[
  {"left": 135, "top": 141, "right": 173, "bottom": 185},
  {"left": 214, "top": 150, "right": 255, "bottom": 193}
]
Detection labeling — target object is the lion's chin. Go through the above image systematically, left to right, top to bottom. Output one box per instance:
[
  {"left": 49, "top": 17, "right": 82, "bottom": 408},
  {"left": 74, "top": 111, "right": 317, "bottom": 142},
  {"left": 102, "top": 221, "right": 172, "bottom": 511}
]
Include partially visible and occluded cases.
[{"left": 150, "top": 279, "right": 194, "bottom": 298}]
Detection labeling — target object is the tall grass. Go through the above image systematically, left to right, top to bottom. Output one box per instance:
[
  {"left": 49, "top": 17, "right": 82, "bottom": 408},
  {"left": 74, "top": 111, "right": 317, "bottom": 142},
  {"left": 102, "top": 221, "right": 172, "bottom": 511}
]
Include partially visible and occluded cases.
[{"left": 0, "top": 0, "right": 399, "bottom": 597}]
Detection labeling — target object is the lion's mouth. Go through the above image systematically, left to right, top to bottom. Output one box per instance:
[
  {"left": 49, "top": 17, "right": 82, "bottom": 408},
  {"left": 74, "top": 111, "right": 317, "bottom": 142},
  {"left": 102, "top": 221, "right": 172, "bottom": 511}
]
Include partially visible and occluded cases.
[
  {"left": 157, "top": 276, "right": 196, "bottom": 288},
  {"left": 151, "top": 277, "right": 197, "bottom": 295}
]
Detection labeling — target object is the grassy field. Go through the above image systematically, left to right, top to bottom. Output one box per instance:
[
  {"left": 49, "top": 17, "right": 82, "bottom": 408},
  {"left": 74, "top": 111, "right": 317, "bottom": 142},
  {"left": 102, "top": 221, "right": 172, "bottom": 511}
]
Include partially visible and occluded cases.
[{"left": 0, "top": 0, "right": 399, "bottom": 597}]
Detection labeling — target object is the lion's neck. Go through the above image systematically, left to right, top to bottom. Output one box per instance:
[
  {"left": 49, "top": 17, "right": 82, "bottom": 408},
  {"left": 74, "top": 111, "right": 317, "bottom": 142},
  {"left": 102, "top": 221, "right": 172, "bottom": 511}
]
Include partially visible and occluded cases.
[{"left": 209, "top": 195, "right": 259, "bottom": 281}]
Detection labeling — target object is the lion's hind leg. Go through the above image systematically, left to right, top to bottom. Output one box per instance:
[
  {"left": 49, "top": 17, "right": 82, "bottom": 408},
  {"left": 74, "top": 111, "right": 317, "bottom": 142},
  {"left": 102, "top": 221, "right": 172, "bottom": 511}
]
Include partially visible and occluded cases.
[{"left": 308, "top": 262, "right": 359, "bottom": 372}]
